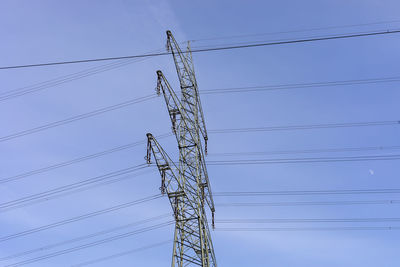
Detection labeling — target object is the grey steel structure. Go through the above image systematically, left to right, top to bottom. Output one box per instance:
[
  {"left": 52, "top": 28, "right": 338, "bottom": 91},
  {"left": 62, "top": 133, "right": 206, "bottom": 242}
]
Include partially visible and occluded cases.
[{"left": 146, "top": 31, "right": 217, "bottom": 267}]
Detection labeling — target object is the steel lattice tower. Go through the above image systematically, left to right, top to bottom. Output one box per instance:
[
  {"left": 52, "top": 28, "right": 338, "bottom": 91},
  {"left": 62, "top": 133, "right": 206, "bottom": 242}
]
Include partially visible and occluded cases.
[{"left": 146, "top": 30, "right": 217, "bottom": 267}]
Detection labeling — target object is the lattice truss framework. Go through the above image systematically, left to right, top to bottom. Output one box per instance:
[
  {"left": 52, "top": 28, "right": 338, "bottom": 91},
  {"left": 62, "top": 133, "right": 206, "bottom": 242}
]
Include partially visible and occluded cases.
[{"left": 146, "top": 31, "right": 217, "bottom": 267}]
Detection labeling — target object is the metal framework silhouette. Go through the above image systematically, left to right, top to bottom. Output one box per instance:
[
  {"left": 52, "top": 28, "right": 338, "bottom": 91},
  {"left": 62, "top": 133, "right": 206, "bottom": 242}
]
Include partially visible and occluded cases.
[{"left": 146, "top": 30, "right": 217, "bottom": 267}]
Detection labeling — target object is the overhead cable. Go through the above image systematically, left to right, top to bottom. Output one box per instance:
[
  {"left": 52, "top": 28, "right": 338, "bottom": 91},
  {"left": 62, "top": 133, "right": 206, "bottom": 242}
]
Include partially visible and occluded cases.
[
  {"left": 189, "top": 19, "right": 400, "bottom": 42},
  {"left": 189, "top": 28, "right": 400, "bottom": 51},
  {"left": 1, "top": 29, "right": 399, "bottom": 70},
  {"left": 0, "top": 57, "right": 153, "bottom": 102},
  {"left": 3, "top": 73, "right": 400, "bottom": 103},
  {"left": 201, "top": 76, "right": 400, "bottom": 95},
  {"left": 0, "top": 94, "right": 156, "bottom": 143},
  {"left": 2, "top": 116, "right": 397, "bottom": 145},
  {"left": 209, "top": 120, "right": 399, "bottom": 134},
  {"left": 0, "top": 133, "right": 172, "bottom": 184},
  {"left": 3, "top": 142, "right": 398, "bottom": 186},
  {"left": 208, "top": 145, "right": 400, "bottom": 157},
  {"left": 3, "top": 153, "right": 399, "bottom": 212},
  {"left": 206, "top": 154, "right": 400, "bottom": 165},
  {"left": 0, "top": 164, "right": 151, "bottom": 212},
  {"left": 214, "top": 188, "right": 400, "bottom": 196},
  {"left": 0, "top": 194, "right": 163, "bottom": 243},
  {"left": 216, "top": 199, "right": 400, "bottom": 207},
  {"left": 0, "top": 213, "right": 171, "bottom": 261},
  {"left": 215, "top": 217, "right": 400, "bottom": 223},
  {"left": 4, "top": 221, "right": 174, "bottom": 267},
  {"left": 215, "top": 226, "right": 400, "bottom": 232},
  {"left": 70, "top": 240, "right": 172, "bottom": 267}
]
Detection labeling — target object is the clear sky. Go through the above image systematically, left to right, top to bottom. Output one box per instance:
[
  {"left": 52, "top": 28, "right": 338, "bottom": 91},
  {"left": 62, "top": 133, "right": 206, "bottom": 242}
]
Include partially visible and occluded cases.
[{"left": 1, "top": 0, "right": 400, "bottom": 266}]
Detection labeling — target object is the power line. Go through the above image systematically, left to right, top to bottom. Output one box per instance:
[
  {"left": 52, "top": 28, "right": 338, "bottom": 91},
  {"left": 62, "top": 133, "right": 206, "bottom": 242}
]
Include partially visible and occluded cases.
[
  {"left": 189, "top": 19, "right": 400, "bottom": 42},
  {"left": 3, "top": 23, "right": 399, "bottom": 102},
  {"left": 189, "top": 28, "right": 400, "bottom": 51},
  {"left": 1, "top": 29, "right": 399, "bottom": 70},
  {"left": 0, "top": 41, "right": 191, "bottom": 100},
  {"left": 0, "top": 46, "right": 168, "bottom": 102},
  {"left": 0, "top": 57, "right": 150, "bottom": 102},
  {"left": 0, "top": 60, "right": 127, "bottom": 96},
  {"left": 2, "top": 70, "right": 399, "bottom": 104},
  {"left": 1, "top": 75, "right": 397, "bottom": 144},
  {"left": 200, "top": 75, "right": 400, "bottom": 95},
  {"left": 0, "top": 94, "right": 156, "bottom": 143},
  {"left": 2, "top": 113, "right": 397, "bottom": 145},
  {"left": 209, "top": 120, "right": 399, "bottom": 134},
  {"left": 0, "top": 133, "right": 172, "bottom": 184},
  {"left": 2, "top": 141, "right": 397, "bottom": 188},
  {"left": 3, "top": 142, "right": 398, "bottom": 188},
  {"left": 208, "top": 145, "right": 400, "bottom": 157},
  {"left": 0, "top": 152, "right": 398, "bottom": 212},
  {"left": 4, "top": 153, "right": 399, "bottom": 212},
  {"left": 2, "top": 154, "right": 399, "bottom": 209},
  {"left": 3, "top": 154, "right": 399, "bottom": 212},
  {"left": 206, "top": 154, "right": 400, "bottom": 165},
  {"left": 0, "top": 164, "right": 151, "bottom": 212},
  {"left": 0, "top": 164, "right": 147, "bottom": 207},
  {"left": 0, "top": 169, "right": 156, "bottom": 213},
  {"left": 214, "top": 188, "right": 400, "bottom": 197},
  {"left": 0, "top": 194, "right": 163, "bottom": 243},
  {"left": 216, "top": 199, "right": 400, "bottom": 207},
  {"left": 0, "top": 214, "right": 171, "bottom": 261},
  {"left": 215, "top": 218, "right": 400, "bottom": 223},
  {"left": 4, "top": 221, "right": 174, "bottom": 267},
  {"left": 215, "top": 226, "right": 400, "bottom": 232},
  {"left": 70, "top": 240, "right": 172, "bottom": 267}
]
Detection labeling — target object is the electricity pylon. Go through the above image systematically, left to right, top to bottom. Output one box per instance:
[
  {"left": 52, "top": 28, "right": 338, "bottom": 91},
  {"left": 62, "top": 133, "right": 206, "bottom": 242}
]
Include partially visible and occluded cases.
[{"left": 146, "top": 30, "right": 217, "bottom": 267}]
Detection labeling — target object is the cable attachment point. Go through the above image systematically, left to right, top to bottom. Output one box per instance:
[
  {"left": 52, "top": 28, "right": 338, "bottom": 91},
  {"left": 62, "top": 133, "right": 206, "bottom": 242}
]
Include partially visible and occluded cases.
[
  {"left": 166, "top": 31, "right": 171, "bottom": 52},
  {"left": 156, "top": 71, "right": 163, "bottom": 96},
  {"left": 170, "top": 109, "right": 179, "bottom": 134},
  {"left": 146, "top": 133, "right": 152, "bottom": 164},
  {"left": 204, "top": 136, "right": 208, "bottom": 155},
  {"left": 159, "top": 164, "right": 170, "bottom": 195},
  {"left": 160, "top": 170, "right": 166, "bottom": 195},
  {"left": 200, "top": 183, "right": 205, "bottom": 203},
  {"left": 174, "top": 196, "right": 179, "bottom": 220},
  {"left": 212, "top": 211, "right": 215, "bottom": 230}
]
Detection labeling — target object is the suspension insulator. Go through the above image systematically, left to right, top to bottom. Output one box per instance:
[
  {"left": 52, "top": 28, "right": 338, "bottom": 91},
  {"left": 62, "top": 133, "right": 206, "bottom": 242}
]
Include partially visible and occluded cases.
[{"left": 212, "top": 211, "right": 215, "bottom": 229}]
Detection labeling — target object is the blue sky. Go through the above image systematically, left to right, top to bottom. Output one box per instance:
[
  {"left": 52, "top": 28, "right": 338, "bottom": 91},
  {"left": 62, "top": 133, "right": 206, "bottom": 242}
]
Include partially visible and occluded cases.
[{"left": 1, "top": 0, "right": 400, "bottom": 266}]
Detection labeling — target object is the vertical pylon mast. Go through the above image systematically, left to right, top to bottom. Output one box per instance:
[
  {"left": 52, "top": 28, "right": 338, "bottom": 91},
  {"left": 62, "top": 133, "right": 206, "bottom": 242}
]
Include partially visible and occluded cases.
[{"left": 146, "top": 31, "right": 216, "bottom": 267}]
